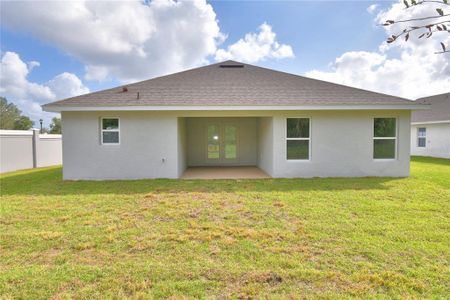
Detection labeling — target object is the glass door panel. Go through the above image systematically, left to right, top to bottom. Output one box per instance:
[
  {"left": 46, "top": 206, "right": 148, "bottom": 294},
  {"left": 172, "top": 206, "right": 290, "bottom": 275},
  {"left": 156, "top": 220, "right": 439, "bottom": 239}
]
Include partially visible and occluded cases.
[
  {"left": 207, "top": 125, "right": 220, "bottom": 159},
  {"left": 224, "top": 125, "right": 237, "bottom": 159}
]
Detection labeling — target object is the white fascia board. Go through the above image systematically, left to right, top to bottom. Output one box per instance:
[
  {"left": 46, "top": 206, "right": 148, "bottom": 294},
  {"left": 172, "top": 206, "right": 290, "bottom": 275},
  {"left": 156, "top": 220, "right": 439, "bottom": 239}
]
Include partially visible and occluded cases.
[
  {"left": 43, "top": 104, "right": 429, "bottom": 112},
  {"left": 412, "top": 120, "right": 450, "bottom": 125}
]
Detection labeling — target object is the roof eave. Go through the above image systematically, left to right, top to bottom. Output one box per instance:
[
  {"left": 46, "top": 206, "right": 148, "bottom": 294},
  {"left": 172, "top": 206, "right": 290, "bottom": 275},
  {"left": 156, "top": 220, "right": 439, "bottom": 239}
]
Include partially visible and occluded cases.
[
  {"left": 42, "top": 104, "right": 429, "bottom": 113},
  {"left": 411, "top": 120, "right": 450, "bottom": 125}
]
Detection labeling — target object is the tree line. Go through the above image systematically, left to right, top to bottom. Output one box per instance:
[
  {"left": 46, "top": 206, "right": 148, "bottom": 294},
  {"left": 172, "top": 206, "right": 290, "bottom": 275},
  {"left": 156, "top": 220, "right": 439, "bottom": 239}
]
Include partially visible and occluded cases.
[{"left": 0, "top": 97, "right": 61, "bottom": 134}]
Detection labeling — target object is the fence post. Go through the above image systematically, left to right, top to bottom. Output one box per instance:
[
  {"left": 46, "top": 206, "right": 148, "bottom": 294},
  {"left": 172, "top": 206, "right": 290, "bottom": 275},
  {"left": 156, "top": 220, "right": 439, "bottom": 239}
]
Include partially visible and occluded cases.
[{"left": 32, "top": 129, "right": 39, "bottom": 168}]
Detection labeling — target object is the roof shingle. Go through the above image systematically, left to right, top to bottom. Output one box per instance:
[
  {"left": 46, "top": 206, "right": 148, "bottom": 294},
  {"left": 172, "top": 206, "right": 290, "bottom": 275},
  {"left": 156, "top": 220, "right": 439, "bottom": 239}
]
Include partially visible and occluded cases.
[
  {"left": 43, "top": 60, "right": 419, "bottom": 109},
  {"left": 412, "top": 93, "right": 450, "bottom": 123}
]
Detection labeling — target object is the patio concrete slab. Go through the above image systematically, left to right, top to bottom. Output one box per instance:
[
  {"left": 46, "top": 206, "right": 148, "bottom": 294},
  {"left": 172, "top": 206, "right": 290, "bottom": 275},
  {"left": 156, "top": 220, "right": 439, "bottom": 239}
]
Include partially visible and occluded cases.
[{"left": 181, "top": 166, "right": 270, "bottom": 179}]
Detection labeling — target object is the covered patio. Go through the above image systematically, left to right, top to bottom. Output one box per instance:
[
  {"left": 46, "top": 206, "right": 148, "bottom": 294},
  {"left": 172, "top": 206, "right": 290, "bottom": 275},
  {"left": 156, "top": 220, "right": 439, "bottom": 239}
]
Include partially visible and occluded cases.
[
  {"left": 177, "top": 116, "right": 274, "bottom": 178},
  {"left": 181, "top": 166, "right": 270, "bottom": 179}
]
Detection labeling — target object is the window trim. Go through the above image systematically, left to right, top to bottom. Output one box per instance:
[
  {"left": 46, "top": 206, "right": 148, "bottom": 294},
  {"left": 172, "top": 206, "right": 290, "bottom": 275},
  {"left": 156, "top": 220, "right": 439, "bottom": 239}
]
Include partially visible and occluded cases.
[
  {"left": 101, "top": 117, "right": 120, "bottom": 145},
  {"left": 286, "top": 117, "right": 311, "bottom": 161},
  {"left": 373, "top": 117, "right": 397, "bottom": 160},
  {"left": 417, "top": 127, "right": 426, "bottom": 148}
]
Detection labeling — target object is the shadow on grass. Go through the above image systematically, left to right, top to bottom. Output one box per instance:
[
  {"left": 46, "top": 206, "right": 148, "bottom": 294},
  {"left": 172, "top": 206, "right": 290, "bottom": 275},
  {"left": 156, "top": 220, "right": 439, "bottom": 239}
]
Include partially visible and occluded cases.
[
  {"left": 411, "top": 155, "right": 450, "bottom": 166},
  {"left": 0, "top": 166, "right": 406, "bottom": 196}
]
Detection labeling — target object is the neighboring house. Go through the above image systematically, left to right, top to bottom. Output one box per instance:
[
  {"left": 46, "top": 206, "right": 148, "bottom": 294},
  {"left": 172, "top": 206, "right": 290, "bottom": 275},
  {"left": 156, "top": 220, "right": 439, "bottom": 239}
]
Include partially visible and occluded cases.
[
  {"left": 42, "top": 60, "right": 426, "bottom": 180},
  {"left": 411, "top": 93, "right": 450, "bottom": 159}
]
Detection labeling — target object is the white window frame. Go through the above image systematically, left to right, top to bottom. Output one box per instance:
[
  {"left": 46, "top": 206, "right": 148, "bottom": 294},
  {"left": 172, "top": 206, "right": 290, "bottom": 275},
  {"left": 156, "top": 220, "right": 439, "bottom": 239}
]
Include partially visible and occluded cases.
[
  {"left": 101, "top": 117, "right": 120, "bottom": 145},
  {"left": 286, "top": 117, "right": 311, "bottom": 161},
  {"left": 373, "top": 117, "right": 397, "bottom": 160},
  {"left": 417, "top": 127, "right": 426, "bottom": 148}
]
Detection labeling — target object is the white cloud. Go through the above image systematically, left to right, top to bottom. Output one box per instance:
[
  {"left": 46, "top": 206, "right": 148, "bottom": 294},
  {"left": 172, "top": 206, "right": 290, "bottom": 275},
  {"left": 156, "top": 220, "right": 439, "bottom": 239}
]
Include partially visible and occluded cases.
[
  {"left": 1, "top": 0, "right": 223, "bottom": 82},
  {"left": 306, "top": 0, "right": 450, "bottom": 99},
  {"left": 375, "top": 0, "right": 450, "bottom": 53},
  {"left": 1, "top": 1, "right": 293, "bottom": 82},
  {"left": 367, "top": 4, "right": 378, "bottom": 14},
  {"left": 215, "top": 23, "right": 294, "bottom": 63},
  {"left": 306, "top": 50, "right": 449, "bottom": 99},
  {"left": 0, "top": 52, "right": 89, "bottom": 126},
  {"left": 0, "top": 52, "right": 54, "bottom": 104},
  {"left": 27, "top": 61, "right": 40, "bottom": 72},
  {"left": 47, "top": 73, "right": 90, "bottom": 100}
]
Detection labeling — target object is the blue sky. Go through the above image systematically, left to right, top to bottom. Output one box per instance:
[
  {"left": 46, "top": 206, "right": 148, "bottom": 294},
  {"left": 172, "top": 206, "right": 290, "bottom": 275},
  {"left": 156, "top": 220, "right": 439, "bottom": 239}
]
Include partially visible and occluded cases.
[
  {"left": 1, "top": 0, "right": 448, "bottom": 126},
  {"left": 2, "top": 1, "right": 390, "bottom": 91},
  {"left": 213, "top": 1, "right": 389, "bottom": 72},
  {"left": 1, "top": 29, "right": 118, "bottom": 91}
]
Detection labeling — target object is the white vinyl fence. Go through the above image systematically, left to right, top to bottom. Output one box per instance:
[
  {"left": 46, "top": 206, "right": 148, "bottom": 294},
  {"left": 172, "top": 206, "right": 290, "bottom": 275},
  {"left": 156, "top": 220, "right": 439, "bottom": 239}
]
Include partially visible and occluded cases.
[{"left": 0, "top": 129, "right": 62, "bottom": 173}]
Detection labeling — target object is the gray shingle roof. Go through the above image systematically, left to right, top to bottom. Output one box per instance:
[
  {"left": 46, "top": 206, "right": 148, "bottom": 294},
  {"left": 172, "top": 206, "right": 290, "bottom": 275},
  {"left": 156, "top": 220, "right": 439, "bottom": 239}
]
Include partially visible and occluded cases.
[
  {"left": 43, "top": 60, "right": 418, "bottom": 109},
  {"left": 412, "top": 93, "right": 450, "bottom": 123}
]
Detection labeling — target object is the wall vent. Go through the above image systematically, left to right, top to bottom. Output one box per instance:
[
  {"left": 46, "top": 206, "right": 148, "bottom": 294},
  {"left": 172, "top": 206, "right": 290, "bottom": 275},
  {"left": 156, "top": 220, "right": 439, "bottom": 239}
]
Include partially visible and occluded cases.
[{"left": 219, "top": 64, "right": 244, "bottom": 68}]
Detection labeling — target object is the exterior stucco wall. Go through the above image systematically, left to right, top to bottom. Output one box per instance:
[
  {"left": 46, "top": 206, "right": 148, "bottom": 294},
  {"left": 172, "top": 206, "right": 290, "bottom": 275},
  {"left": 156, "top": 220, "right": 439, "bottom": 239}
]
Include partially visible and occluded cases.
[
  {"left": 61, "top": 109, "right": 412, "bottom": 179},
  {"left": 271, "top": 110, "right": 411, "bottom": 177},
  {"left": 61, "top": 111, "right": 179, "bottom": 180},
  {"left": 177, "top": 117, "right": 187, "bottom": 177},
  {"left": 186, "top": 117, "right": 258, "bottom": 166},
  {"left": 257, "top": 117, "right": 274, "bottom": 176},
  {"left": 410, "top": 123, "right": 450, "bottom": 158}
]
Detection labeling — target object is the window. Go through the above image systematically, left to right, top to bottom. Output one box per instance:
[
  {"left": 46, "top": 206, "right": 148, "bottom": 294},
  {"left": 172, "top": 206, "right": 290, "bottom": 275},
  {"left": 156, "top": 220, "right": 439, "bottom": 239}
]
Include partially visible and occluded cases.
[
  {"left": 101, "top": 118, "right": 119, "bottom": 144},
  {"left": 286, "top": 118, "right": 310, "bottom": 160},
  {"left": 373, "top": 118, "right": 396, "bottom": 159},
  {"left": 417, "top": 127, "right": 426, "bottom": 148}
]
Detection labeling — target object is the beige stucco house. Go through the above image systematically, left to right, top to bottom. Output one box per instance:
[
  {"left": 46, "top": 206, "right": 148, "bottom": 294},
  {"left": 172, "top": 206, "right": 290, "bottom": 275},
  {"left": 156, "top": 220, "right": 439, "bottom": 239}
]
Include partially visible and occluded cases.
[
  {"left": 42, "top": 60, "right": 426, "bottom": 180},
  {"left": 411, "top": 93, "right": 450, "bottom": 159}
]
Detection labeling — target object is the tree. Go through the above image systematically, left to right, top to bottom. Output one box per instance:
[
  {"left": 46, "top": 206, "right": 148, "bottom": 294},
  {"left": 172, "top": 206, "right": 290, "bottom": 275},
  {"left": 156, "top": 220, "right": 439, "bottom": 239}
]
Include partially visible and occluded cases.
[
  {"left": 382, "top": 0, "right": 450, "bottom": 54},
  {"left": 0, "top": 97, "right": 34, "bottom": 130},
  {"left": 1, "top": 97, "right": 20, "bottom": 129},
  {"left": 14, "top": 116, "right": 34, "bottom": 130},
  {"left": 49, "top": 117, "right": 61, "bottom": 134}
]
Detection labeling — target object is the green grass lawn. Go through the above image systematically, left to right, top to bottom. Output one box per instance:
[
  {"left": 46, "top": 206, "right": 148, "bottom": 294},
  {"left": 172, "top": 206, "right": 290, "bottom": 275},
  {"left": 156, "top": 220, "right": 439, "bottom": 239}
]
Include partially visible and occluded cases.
[{"left": 1, "top": 157, "right": 449, "bottom": 299}]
